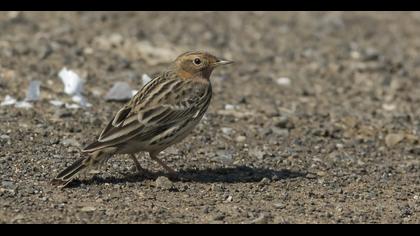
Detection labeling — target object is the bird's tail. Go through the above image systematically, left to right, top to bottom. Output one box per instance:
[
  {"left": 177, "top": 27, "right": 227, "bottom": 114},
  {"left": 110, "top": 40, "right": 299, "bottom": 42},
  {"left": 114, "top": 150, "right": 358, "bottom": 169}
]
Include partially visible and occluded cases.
[
  {"left": 51, "top": 148, "right": 116, "bottom": 188},
  {"left": 51, "top": 156, "right": 90, "bottom": 188}
]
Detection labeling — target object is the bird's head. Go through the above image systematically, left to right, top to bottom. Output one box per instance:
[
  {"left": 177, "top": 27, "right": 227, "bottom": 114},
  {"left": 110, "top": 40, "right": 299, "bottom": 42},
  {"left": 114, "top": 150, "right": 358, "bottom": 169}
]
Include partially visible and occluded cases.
[{"left": 173, "top": 51, "right": 233, "bottom": 80}]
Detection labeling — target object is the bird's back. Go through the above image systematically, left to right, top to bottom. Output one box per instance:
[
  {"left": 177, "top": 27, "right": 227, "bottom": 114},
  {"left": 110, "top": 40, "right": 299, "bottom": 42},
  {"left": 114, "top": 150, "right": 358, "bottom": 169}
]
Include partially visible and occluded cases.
[{"left": 82, "top": 71, "right": 212, "bottom": 154}]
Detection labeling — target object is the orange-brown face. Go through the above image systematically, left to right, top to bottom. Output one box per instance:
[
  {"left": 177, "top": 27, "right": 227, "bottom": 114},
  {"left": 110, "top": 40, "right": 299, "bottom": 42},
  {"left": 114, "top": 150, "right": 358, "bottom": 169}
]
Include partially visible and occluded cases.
[{"left": 174, "top": 52, "right": 232, "bottom": 79}]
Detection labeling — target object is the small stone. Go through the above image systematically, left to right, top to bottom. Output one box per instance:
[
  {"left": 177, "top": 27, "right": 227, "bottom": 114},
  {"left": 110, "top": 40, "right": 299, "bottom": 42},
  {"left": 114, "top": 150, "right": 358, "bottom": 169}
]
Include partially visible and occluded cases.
[
  {"left": 364, "top": 47, "right": 379, "bottom": 61},
  {"left": 350, "top": 51, "right": 361, "bottom": 59},
  {"left": 58, "top": 67, "right": 84, "bottom": 96},
  {"left": 141, "top": 74, "right": 152, "bottom": 86},
  {"left": 275, "top": 77, "right": 291, "bottom": 86},
  {"left": 25, "top": 80, "right": 41, "bottom": 102},
  {"left": 104, "top": 82, "right": 133, "bottom": 102},
  {"left": 71, "top": 94, "right": 91, "bottom": 107},
  {"left": 1, "top": 95, "right": 16, "bottom": 106},
  {"left": 50, "top": 100, "right": 65, "bottom": 107},
  {"left": 15, "top": 101, "right": 33, "bottom": 109},
  {"left": 382, "top": 103, "right": 396, "bottom": 111},
  {"left": 224, "top": 104, "right": 235, "bottom": 110},
  {"left": 54, "top": 109, "right": 72, "bottom": 118},
  {"left": 273, "top": 116, "right": 289, "bottom": 128},
  {"left": 221, "top": 127, "right": 233, "bottom": 135},
  {"left": 271, "top": 127, "right": 289, "bottom": 137},
  {"left": 385, "top": 133, "right": 405, "bottom": 147},
  {"left": 0, "top": 135, "right": 10, "bottom": 140},
  {"left": 235, "top": 135, "right": 246, "bottom": 142},
  {"left": 61, "top": 138, "right": 80, "bottom": 147},
  {"left": 249, "top": 148, "right": 265, "bottom": 160},
  {"left": 214, "top": 150, "right": 233, "bottom": 164},
  {"left": 316, "top": 171, "right": 327, "bottom": 177},
  {"left": 306, "top": 173, "right": 317, "bottom": 179},
  {"left": 155, "top": 176, "right": 174, "bottom": 190},
  {"left": 259, "top": 177, "right": 271, "bottom": 185},
  {"left": 210, "top": 184, "right": 224, "bottom": 192},
  {"left": 225, "top": 195, "right": 233, "bottom": 202},
  {"left": 273, "top": 203, "right": 285, "bottom": 209},
  {"left": 80, "top": 206, "right": 96, "bottom": 212},
  {"left": 202, "top": 206, "right": 210, "bottom": 214},
  {"left": 211, "top": 214, "right": 225, "bottom": 221},
  {"left": 249, "top": 214, "right": 268, "bottom": 224}
]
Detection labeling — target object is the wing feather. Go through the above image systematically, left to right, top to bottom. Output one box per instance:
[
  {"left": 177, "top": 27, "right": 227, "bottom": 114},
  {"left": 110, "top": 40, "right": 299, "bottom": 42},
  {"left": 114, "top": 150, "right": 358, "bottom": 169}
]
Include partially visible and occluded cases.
[{"left": 82, "top": 73, "right": 210, "bottom": 153}]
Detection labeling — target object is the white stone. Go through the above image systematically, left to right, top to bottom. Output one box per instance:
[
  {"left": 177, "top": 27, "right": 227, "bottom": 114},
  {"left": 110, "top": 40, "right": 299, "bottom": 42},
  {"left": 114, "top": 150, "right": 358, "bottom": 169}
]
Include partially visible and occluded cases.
[
  {"left": 58, "top": 67, "right": 84, "bottom": 95},
  {"left": 141, "top": 74, "right": 152, "bottom": 86},
  {"left": 276, "top": 77, "right": 291, "bottom": 86},
  {"left": 25, "top": 80, "right": 41, "bottom": 102},
  {"left": 1, "top": 95, "right": 16, "bottom": 106}
]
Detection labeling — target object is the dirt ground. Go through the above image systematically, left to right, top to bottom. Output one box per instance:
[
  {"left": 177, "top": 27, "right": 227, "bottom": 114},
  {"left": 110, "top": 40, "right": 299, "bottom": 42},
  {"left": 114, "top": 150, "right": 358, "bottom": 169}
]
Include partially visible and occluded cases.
[{"left": 0, "top": 12, "right": 419, "bottom": 224}]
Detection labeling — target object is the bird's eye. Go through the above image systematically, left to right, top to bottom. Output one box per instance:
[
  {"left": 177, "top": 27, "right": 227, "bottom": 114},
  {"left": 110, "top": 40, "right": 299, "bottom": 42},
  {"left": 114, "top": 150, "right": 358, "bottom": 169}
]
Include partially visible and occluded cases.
[{"left": 193, "top": 58, "right": 201, "bottom": 65}]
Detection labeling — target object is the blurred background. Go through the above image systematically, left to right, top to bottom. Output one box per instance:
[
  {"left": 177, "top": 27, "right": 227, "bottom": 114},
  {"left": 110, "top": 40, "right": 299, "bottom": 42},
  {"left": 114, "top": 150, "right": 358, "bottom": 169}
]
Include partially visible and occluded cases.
[{"left": 0, "top": 12, "right": 419, "bottom": 223}]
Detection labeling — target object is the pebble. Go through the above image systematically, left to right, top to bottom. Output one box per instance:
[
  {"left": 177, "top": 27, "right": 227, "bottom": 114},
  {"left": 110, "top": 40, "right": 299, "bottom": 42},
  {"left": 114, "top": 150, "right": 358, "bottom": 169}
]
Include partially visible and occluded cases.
[
  {"left": 58, "top": 67, "right": 84, "bottom": 96},
  {"left": 141, "top": 74, "right": 152, "bottom": 86},
  {"left": 275, "top": 77, "right": 291, "bottom": 86},
  {"left": 25, "top": 80, "right": 41, "bottom": 102},
  {"left": 104, "top": 82, "right": 133, "bottom": 102},
  {"left": 71, "top": 94, "right": 91, "bottom": 107},
  {"left": 1, "top": 95, "right": 16, "bottom": 106},
  {"left": 50, "top": 100, "right": 65, "bottom": 107},
  {"left": 15, "top": 101, "right": 33, "bottom": 109},
  {"left": 382, "top": 103, "right": 396, "bottom": 111},
  {"left": 224, "top": 104, "right": 235, "bottom": 110},
  {"left": 54, "top": 109, "right": 72, "bottom": 118},
  {"left": 273, "top": 116, "right": 289, "bottom": 128},
  {"left": 221, "top": 127, "right": 233, "bottom": 135},
  {"left": 271, "top": 127, "right": 289, "bottom": 137},
  {"left": 385, "top": 133, "right": 405, "bottom": 147},
  {"left": 0, "top": 135, "right": 10, "bottom": 140},
  {"left": 235, "top": 135, "right": 246, "bottom": 142},
  {"left": 61, "top": 138, "right": 80, "bottom": 147},
  {"left": 249, "top": 148, "right": 265, "bottom": 160},
  {"left": 213, "top": 151, "right": 233, "bottom": 164},
  {"left": 316, "top": 171, "right": 327, "bottom": 177},
  {"left": 155, "top": 176, "right": 174, "bottom": 190},
  {"left": 259, "top": 177, "right": 271, "bottom": 185},
  {"left": 210, "top": 184, "right": 224, "bottom": 192},
  {"left": 225, "top": 196, "right": 233, "bottom": 202},
  {"left": 273, "top": 203, "right": 285, "bottom": 209},
  {"left": 80, "top": 206, "right": 96, "bottom": 212},
  {"left": 211, "top": 214, "right": 225, "bottom": 221},
  {"left": 249, "top": 214, "right": 268, "bottom": 224}
]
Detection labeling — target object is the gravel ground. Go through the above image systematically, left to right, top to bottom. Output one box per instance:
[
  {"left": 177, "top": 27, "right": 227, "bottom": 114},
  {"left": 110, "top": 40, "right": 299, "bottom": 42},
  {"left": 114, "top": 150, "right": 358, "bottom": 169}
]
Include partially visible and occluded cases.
[{"left": 0, "top": 11, "right": 419, "bottom": 224}]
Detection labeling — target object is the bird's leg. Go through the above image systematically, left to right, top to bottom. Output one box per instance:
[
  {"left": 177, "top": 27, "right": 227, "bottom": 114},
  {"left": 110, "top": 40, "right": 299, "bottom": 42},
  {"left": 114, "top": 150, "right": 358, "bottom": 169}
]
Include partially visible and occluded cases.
[
  {"left": 149, "top": 152, "right": 176, "bottom": 174},
  {"left": 129, "top": 154, "right": 147, "bottom": 173}
]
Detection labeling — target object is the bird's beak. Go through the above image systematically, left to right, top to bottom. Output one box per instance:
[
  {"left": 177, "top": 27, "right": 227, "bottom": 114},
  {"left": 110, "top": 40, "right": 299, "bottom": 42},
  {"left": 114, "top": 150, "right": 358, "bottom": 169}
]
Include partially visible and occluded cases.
[{"left": 213, "top": 59, "right": 234, "bottom": 67}]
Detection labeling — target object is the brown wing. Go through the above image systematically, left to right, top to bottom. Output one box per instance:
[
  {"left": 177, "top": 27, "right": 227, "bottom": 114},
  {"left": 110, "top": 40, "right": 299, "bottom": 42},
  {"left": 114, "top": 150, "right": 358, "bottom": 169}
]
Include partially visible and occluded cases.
[{"left": 82, "top": 75, "right": 209, "bottom": 153}]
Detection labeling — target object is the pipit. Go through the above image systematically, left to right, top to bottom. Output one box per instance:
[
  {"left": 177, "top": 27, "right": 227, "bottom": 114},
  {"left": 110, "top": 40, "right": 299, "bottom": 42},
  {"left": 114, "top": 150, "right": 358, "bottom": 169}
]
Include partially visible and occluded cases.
[{"left": 52, "top": 51, "right": 233, "bottom": 187}]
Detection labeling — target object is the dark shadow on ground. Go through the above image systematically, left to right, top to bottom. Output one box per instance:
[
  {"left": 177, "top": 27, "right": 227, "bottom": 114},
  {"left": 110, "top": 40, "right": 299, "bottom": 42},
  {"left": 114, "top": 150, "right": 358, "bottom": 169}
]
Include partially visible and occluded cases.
[{"left": 67, "top": 166, "right": 307, "bottom": 188}]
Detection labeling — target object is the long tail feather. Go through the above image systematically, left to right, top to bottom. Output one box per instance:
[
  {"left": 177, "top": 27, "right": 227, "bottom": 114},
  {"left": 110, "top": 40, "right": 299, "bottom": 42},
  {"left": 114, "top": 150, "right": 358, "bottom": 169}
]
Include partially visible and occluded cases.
[{"left": 51, "top": 157, "right": 89, "bottom": 188}]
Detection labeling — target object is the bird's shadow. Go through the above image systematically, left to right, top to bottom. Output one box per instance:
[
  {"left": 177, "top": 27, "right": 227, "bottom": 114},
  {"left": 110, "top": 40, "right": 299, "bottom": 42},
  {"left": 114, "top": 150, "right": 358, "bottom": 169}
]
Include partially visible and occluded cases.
[{"left": 67, "top": 166, "right": 307, "bottom": 188}]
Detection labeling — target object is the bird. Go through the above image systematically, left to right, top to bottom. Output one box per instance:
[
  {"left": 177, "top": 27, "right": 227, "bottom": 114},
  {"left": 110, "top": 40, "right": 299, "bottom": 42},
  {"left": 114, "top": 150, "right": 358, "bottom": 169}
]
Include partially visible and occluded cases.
[{"left": 52, "top": 51, "right": 233, "bottom": 187}]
